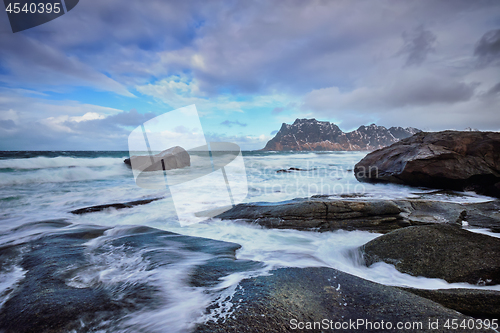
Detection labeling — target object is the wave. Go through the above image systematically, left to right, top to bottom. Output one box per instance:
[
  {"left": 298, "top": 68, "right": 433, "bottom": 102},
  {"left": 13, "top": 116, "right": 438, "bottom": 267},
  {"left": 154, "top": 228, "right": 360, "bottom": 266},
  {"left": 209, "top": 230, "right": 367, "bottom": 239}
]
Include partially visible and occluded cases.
[
  {"left": 0, "top": 156, "right": 127, "bottom": 170},
  {"left": 0, "top": 164, "right": 130, "bottom": 186}
]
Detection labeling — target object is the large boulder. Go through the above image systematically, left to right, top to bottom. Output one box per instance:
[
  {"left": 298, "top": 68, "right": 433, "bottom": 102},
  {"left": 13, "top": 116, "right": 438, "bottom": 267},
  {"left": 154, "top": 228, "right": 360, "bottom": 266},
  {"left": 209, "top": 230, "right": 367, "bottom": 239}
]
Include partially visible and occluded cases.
[
  {"left": 354, "top": 131, "right": 500, "bottom": 198},
  {"left": 124, "top": 146, "right": 190, "bottom": 171},
  {"left": 361, "top": 224, "right": 500, "bottom": 285},
  {"left": 196, "top": 267, "right": 485, "bottom": 333}
]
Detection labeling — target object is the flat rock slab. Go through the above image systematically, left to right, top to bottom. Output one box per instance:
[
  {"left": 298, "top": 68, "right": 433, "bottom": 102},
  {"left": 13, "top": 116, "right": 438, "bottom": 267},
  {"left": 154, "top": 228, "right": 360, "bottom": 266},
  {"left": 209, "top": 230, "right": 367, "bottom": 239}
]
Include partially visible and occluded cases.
[
  {"left": 217, "top": 195, "right": 500, "bottom": 234},
  {"left": 216, "top": 198, "right": 406, "bottom": 233},
  {"left": 394, "top": 198, "right": 500, "bottom": 232},
  {"left": 362, "top": 224, "right": 500, "bottom": 285},
  {"left": 196, "top": 267, "right": 485, "bottom": 333},
  {"left": 400, "top": 288, "right": 500, "bottom": 320}
]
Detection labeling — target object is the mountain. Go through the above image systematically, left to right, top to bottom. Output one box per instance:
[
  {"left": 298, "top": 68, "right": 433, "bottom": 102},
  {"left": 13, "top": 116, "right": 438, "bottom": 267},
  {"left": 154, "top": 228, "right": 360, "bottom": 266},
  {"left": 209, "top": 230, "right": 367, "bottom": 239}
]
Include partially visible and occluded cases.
[{"left": 262, "top": 119, "right": 421, "bottom": 151}]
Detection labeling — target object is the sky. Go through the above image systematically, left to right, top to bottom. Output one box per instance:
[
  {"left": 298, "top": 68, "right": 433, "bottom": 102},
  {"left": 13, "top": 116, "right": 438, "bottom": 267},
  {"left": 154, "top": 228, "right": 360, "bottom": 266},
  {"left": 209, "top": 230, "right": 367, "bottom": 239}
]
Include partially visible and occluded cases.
[{"left": 0, "top": 0, "right": 499, "bottom": 150}]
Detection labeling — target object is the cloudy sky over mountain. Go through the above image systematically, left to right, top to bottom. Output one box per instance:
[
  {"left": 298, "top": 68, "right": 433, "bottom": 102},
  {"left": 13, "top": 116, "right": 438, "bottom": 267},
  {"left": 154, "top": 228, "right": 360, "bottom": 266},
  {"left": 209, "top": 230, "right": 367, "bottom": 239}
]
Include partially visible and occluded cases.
[{"left": 1, "top": 0, "right": 499, "bottom": 150}]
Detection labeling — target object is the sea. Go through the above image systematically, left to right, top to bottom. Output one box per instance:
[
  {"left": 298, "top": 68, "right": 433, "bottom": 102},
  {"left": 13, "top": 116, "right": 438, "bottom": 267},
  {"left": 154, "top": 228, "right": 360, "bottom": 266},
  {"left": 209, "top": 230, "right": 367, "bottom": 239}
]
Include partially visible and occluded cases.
[{"left": 0, "top": 150, "right": 498, "bottom": 332}]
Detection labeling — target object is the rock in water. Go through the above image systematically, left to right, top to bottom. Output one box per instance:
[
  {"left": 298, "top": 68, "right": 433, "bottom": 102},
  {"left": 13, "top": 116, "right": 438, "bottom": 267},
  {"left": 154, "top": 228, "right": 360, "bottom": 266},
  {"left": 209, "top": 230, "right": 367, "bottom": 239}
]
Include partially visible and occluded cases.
[
  {"left": 355, "top": 131, "right": 500, "bottom": 198},
  {"left": 124, "top": 146, "right": 190, "bottom": 171},
  {"left": 361, "top": 224, "right": 500, "bottom": 285}
]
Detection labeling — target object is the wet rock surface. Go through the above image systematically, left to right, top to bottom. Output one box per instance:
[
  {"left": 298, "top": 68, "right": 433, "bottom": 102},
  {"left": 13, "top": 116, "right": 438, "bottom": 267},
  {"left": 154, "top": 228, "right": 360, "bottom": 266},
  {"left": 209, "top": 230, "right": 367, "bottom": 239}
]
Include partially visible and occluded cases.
[
  {"left": 354, "top": 131, "right": 500, "bottom": 198},
  {"left": 217, "top": 196, "right": 500, "bottom": 233},
  {"left": 216, "top": 197, "right": 406, "bottom": 233},
  {"left": 394, "top": 197, "right": 500, "bottom": 232},
  {"left": 0, "top": 221, "right": 258, "bottom": 333},
  {"left": 362, "top": 224, "right": 500, "bottom": 285},
  {"left": 195, "top": 267, "right": 485, "bottom": 333},
  {"left": 400, "top": 288, "right": 500, "bottom": 319}
]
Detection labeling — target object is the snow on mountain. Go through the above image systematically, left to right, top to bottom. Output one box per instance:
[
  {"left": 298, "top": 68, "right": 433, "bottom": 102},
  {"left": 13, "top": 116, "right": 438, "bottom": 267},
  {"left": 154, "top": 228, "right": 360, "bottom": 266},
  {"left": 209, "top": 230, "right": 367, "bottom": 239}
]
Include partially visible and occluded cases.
[{"left": 263, "top": 119, "right": 421, "bottom": 151}]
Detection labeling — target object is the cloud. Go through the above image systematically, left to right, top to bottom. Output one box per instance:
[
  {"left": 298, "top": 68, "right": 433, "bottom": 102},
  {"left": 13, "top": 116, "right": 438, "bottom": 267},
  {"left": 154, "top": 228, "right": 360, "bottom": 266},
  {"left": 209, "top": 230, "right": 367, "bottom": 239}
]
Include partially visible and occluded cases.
[
  {"left": 1, "top": 0, "right": 500, "bottom": 149},
  {"left": 398, "top": 26, "right": 437, "bottom": 66},
  {"left": 474, "top": 29, "right": 500, "bottom": 67},
  {"left": 0, "top": 34, "right": 134, "bottom": 96},
  {"left": 300, "top": 69, "right": 492, "bottom": 131},
  {"left": 303, "top": 72, "right": 476, "bottom": 112},
  {"left": 485, "top": 82, "right": 500, "bottom": 96},
  {"left": 0, "top": 95, "right": 158, "bottom": 149},
  {"left": 272, "top": 107, "right": 284, "bottom": 115},
  {"left": 0, "top": 119, "right": 15, "bottom": 129},
  {"left": 220, "top": 120, "right": 247, "bottom": 127},
  {"left": 270, "top": 130, "right": 278, "bottom": 135},
  {"left": 205, "top": 132, "right": 271, "bottom": 151}
]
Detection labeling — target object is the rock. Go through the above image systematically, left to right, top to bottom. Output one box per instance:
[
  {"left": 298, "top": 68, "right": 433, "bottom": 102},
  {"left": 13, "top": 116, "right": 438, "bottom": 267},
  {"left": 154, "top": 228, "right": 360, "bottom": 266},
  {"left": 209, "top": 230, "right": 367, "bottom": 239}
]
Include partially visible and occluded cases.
[
  {"left": 263, "top": 118, "right": 420, "bottom": 151},
  {"left": 354, "top": 131, "right": 500, "bottom": 198},
  {"left": 124, "top": 146, "right": 190, "bottom": 171},
  {"left": 276, "top": 167, "right": 306, "bottom": 173},
  {"left": 218, "top": 195, "right": 500, "bottom": 233},
  {"left": 70, "top": 197, "right": 163, "bottom": 214},
  {"left": 393, "top": 197, "right": 500, "bottom": 232},
  {"left": 216, "top": 198, "right": 409, "bottom": 233},
  {"left": 0, "top": 221, "right": 256, "bottom": 333},
  {"left": 361, "top": 224, "right": 500, "bottom": 285},
  {"left": 195, "top": 267, "right": 485, "bottom": 333},
  {"left": 400, "top": 288, "right": 500, "bottom": 319}
]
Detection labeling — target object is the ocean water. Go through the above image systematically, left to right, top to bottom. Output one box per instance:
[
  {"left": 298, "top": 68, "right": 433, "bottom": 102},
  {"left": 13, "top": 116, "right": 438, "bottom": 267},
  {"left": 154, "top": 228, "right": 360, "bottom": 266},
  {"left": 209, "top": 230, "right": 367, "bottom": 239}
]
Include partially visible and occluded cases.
[{"left": 0, "top": 151, "right": 498, "bottom": 332}]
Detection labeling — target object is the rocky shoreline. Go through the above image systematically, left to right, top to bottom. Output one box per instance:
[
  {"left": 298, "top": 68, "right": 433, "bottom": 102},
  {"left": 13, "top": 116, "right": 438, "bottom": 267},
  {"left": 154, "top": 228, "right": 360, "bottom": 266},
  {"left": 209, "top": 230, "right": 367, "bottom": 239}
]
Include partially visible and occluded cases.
[
  {"left": 3, "top": 130, "right": 499, "bottom": 332},
  {"left": 1, "top": 216, "right": 498, "bottom": 333}
]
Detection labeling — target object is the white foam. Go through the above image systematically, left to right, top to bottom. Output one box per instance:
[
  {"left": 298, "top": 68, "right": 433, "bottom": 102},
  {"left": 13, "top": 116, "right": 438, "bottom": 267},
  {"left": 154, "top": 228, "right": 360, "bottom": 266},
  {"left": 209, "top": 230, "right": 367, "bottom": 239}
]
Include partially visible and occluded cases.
[
  {"left": 0, "top": 156, "right": 126, "bottom": 170},
  {"left": 0, "top": 265, "right": 25, "bottom": 310}
]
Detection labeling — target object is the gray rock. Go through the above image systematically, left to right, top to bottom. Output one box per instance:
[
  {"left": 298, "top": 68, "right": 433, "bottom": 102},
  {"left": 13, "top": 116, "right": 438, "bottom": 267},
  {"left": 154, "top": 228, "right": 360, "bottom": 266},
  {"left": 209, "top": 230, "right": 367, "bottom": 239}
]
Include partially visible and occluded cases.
[
  {"left": 354, "top": 131, "right": 500, "bottom": 198},
  {"left": 124, "top": 146, "right": 190, "bottom": 171},
  {"left": 217, "top": 195, "right": 500, "bottom": 234},
  {"left": 70, "top": 197, "right": 163, "bottom": 214},
  {"left": 393, "top": 197, "right": 500, "bottom": 232},
  {"left": 216, "top": 198, "right": 406, "bottom": 233},
  {"left": 0, "top": 222, "right": 251, "bottom": 333},
  {"left": 362, "top": 224, "right": 500, "bottom": 285},
  {"left": 196, "top": 267, "right": 487, "bottom": 333},
  {"left": 400, "top": 288, "right": 500, "bottom": 319}
]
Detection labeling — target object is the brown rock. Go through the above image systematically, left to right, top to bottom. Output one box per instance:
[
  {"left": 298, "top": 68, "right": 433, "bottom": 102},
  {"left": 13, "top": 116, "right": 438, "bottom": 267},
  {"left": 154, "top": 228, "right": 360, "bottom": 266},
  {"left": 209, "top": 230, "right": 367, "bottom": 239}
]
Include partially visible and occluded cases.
[{"left": 354, "top": 131, "right": 500, "bottom": 198}]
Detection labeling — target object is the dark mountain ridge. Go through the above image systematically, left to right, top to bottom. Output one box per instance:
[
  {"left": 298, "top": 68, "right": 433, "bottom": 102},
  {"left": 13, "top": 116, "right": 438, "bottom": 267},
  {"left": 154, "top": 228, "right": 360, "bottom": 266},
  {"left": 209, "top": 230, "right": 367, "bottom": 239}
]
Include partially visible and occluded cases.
[{"left": 263, "top": 118, "right": 420, "bottom": 151}]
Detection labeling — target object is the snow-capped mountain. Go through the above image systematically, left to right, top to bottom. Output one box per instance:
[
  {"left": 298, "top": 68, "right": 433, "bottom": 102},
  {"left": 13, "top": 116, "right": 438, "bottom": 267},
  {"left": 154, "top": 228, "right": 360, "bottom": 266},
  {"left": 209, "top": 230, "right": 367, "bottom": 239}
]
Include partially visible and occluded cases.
[{"left": 262, "top": 119, "right": 421, "bottom": 151}]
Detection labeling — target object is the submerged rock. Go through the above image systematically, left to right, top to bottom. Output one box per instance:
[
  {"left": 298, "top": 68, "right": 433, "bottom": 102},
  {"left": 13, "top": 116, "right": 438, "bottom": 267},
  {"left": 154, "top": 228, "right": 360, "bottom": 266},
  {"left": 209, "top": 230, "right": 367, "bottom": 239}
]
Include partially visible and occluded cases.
[
  {"left": 354, "top": 131, "right": 500, "bottom": 198},
  {"left": 124, "top": 146, "right": 190, "bottom": 171},
  {"left": 70, "top": 197, "right": 163, "bottom": 214},
  {"left": 0, "top": 221, "right": 257, "bottom": 333},
  {"left": 361, "top": 224, "right": 500, "bottom": 285},
  {"left": 196, "top": 267, "right": 484, "bottom": 333}
]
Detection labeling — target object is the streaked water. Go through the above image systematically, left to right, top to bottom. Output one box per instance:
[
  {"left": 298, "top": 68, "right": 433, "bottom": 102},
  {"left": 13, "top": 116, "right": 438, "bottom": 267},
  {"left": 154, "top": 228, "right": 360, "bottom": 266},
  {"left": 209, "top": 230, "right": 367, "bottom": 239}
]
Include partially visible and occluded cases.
[{"left": 0, "top": 151, "right": 497, "bottom": 332}]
